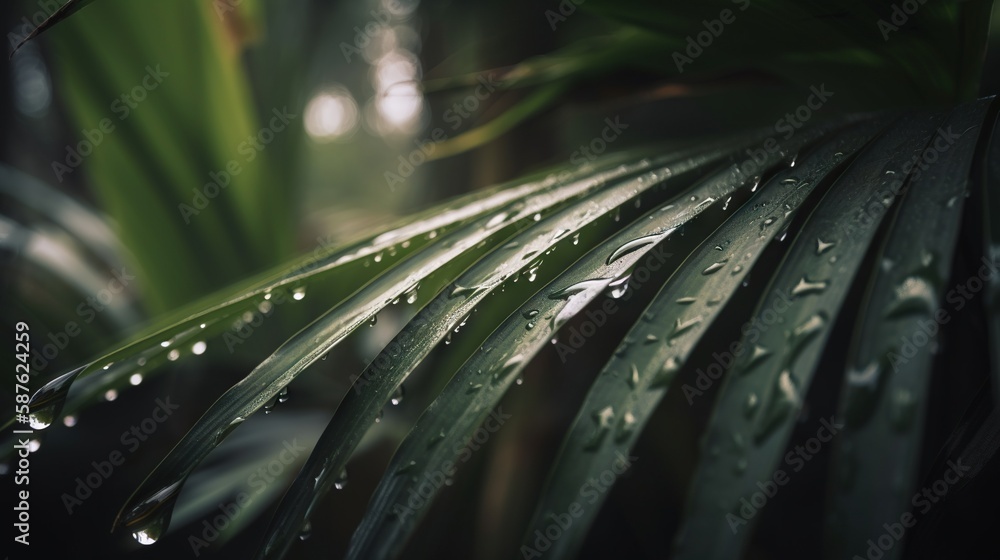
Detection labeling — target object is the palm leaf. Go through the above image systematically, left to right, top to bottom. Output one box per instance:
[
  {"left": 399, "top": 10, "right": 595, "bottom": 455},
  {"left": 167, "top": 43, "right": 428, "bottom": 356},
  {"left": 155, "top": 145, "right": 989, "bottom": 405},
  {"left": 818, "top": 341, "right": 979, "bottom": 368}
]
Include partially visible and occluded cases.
[
  {"left": 824, "top": 99, "right": 992, "bottom": 559},
  {"left": 25, "top": 101, "right": 999, "bottom": 558},
  {"left": 516, "top": 116, "right": 888, "bottom": 560},
  {"left": 108, "top": 150, "right": 689, "bottom": 544}
]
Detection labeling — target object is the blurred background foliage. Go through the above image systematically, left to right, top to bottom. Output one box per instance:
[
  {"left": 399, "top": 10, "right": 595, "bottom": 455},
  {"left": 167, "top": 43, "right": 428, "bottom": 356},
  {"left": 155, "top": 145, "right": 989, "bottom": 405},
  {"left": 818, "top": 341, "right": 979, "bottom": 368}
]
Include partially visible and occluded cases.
[{"left": 2, "top": 0, "right": 999, "bottom": 558}]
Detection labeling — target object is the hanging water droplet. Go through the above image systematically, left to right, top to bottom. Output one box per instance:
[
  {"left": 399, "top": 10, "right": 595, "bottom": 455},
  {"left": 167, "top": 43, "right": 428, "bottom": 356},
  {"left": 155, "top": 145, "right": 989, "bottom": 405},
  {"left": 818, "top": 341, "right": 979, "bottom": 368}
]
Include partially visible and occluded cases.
[
  {"left": 572, "top": 232, "right": 580, "bottom": 245},
  {"left": 608, "top": 275, "right": 631, "bottom": 299},
  {"left": 405, "top": 285, "right": 419, "bottom": 304},
  {"left": 292, "top": 287, "right": 307, "bottom": 301},
  {"left": 369, "top": 314, "right": 378, "bottom": 327},
  {"left": 192, "top": 341, "right": 207, "bottom": 355},
  {"left": 28, "top": 366, "right": 85, "bottom": 430},
  {"left": 130, "top": 373, "right": 144, "bottom": 386},
  {"left": 391, "top": 385, "right": 405, "bottom": 406},
  {"left": 334, "top": 468, "right": 349, "bottom": 490},
  {"left": 124, "top": 480, "right": 184, "bottom": 546},
  {"left": 299, "top": 521, "right": 312, "bottom": 541}
]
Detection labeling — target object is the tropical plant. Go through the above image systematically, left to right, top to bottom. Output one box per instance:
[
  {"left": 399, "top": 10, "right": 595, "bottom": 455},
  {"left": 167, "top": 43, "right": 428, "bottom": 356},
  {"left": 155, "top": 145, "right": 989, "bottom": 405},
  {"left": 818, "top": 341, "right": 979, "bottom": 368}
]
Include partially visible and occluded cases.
[{"left": 6, "top": 1, "right": 1000, "bottom": 559}]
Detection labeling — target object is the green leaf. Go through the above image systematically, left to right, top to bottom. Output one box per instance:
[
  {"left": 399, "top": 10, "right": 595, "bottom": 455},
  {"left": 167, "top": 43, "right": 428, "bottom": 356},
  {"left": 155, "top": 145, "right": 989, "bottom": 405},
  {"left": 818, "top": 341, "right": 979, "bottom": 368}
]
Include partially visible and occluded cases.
[
  {"left": 8, "top": 0, "right": 97, "bottom": 57},
  {"left": 823, "top": 99, "right": 991, "bottom": 560},
  {"left": 670, "top": 111, "right": 955, "bottom": 559},
  {"left": 518, "top": 117, "right": 887, "bottom": 560},
  {"left": 337, "top": 118, "right": 847, "bottom": 560},
  {"left": 261, "top": 142, "right": 739, "bottom": 560},
  {"left": 107, "top": 154, "right": 672, "bottom": 545},
  {"left": 24, "top": 159, "right": 611, "bottom": 430}
]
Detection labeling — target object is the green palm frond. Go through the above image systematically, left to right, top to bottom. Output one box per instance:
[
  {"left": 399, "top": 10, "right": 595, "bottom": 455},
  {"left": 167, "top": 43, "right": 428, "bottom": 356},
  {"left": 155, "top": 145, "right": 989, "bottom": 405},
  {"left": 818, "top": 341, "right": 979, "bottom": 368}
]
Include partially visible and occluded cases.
[
  {"left": 12, "top": 1, "right": 1000, "bottom": 559},
  {"left": 25, "top": 97, "right": 1000, "bottom": 558}
]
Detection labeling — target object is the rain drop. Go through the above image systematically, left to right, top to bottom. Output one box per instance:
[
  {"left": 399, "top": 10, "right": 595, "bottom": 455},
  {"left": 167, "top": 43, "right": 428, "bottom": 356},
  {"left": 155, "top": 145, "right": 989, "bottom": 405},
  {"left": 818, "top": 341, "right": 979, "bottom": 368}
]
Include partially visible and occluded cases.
[
  {"left": 606, "top": 234, "right": 661, "bottom": 265},
  {"left": 816, "top": 238, "right": 835, "bottom": 255},
  {"left": 702, "top": 261, "right": 727, "bottom": 275},
  {"left": 791, "top": 276, "right": 829, "bottom": 297},
  {"left": 671, "top": 316, "right": 702, "bottom": 339},
  {"left": 391, "top": 385, "right": 405, "bottom": 406},
  {"left": 334, "top": 469, "right": 349, "bottom": 490}
]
